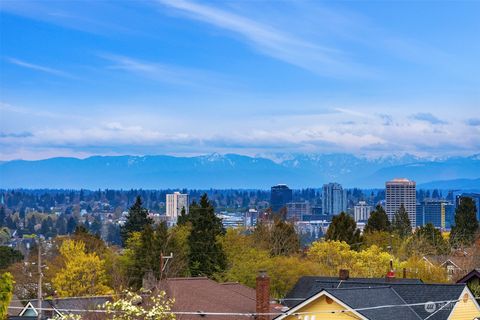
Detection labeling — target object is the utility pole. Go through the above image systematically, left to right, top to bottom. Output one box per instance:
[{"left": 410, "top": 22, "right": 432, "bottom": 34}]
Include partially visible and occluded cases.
[{"left": 37, "top": 239, "right": 42, "bottom": 320}]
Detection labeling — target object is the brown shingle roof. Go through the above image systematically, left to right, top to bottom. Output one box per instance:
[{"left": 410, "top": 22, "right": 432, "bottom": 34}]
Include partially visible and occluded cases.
[{"left": 163, "top": 277, "right": 279, "bottom": 320}]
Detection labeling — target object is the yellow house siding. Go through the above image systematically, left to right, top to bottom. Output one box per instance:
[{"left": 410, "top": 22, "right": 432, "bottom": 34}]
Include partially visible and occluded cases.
[
  {"left": 448, "top": 291, "right": 480, "bottom": 320},
  {"left": 283, "top": 295, "right": 363, "bottom": 320}
]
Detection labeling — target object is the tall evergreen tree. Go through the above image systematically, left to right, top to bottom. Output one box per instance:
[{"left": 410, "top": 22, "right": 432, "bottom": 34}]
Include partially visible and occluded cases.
[
  {"left": 188, "top": 194, "right": 226, "bottom": 276},
  {"left": 121, "top": 196, "right": 153, "bottom": 245},
  {"left": 450, "top": 197, "right": 479, "bottom": 246},
  {"left": 392, "top": 204, "right": 412, "bottom": 238},
  {"left": 364, "top": 205, "right": 391, "bottom": 233},
  {"left": 0, "top": 207, "right": 5, "bottom": 228},
  {"left": 177, "top": 207, "right": 188, "bottom": 226},
  {"left": 325, "top": 212, "right": 362, "bottom": 247},
  {"left": 55, "top": 215, "right": 67, "bottom": 235},
  {"left": 89, "top": 215, "right": 102, "bottom": 236},
  {"left": 66, "top": 216, "right": 77, "bottom": 234},
  {"left": 128, "top": 222, "right": 181, "bottom": 289},
  {"left": 106, "top": 223, "right": 121, "bottom": 246}
]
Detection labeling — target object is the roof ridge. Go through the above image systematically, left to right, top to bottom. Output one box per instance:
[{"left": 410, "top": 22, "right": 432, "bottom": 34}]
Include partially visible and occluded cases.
[
  {"left": 166, "top": 277, "right": 209, "bottom": 281},
  {"left": 327, "top": 286, "right": 392, "bottom": 291},
  {"left": 390, "top": 286, "right": 423, "bottom": 320}
]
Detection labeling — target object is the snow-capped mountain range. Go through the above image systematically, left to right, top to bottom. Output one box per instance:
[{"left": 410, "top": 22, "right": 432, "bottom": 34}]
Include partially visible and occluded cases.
[{"left": 0, "top": 153, "right": 479, "bottom": 189}]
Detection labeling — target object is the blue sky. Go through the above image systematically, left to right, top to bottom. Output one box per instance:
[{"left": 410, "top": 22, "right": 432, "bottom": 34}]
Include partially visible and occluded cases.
[{"left": 0, "top": 0, "right": 479, "bottom": 160}]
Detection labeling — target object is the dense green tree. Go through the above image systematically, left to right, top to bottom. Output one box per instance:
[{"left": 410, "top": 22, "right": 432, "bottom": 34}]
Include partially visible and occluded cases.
[
  {"left": 188, "top": 194, "right": 226, "bottom": 276},
  {"left": 120, "top": 196, "right": 153, "bottom": 245},
  {"left": 450, "top": 197, "right": 479, "bottom": 247},
  {"left": 364, "top": 205, "right": 391, "bottom": 233},
  {"left": 392, "top": 205, "right": 412, "bottom": 238},
  {"left": 0, "top": 207, "right": 5, "bottom": 227},
  {"left": 177, "top": 207, "right": 188, "bottom": 226},
  {"left": 325, "top": 212, "right": 362, "bottom": 248},
  {"left": 55, "top": 215, "right": 67, "bottom": 235},
  {"left": 89, "top": 215, "right": 102, "bottom": 236},
  {"left": 5, "top": 216, "right": 16, "bottom": 230},
  {"left": 27, "top": 216, "right": 37, "bottom": 233},
  {"left": 40, "top": 216, "right": 56, "bottom": 238},
  {"left": 66, "top": 216, "right": 77, "bottom": 234},
  {"left": 126, "top": 222, "right": 184, "bottom": 289},
  {"left": 106, "top": 223, "right": 122, "bottom": 246},
  {"left": 414, "top": 223, "right": 449, "bottom": 254},
  {"left": 0, "top": 228, "right": 10, "bottom": 245},
  {"left": 0, "top": 246, "right": 23, "bottom": 270},
  {"left": 0, "top": 272, "right": 14, "bottom": 319}
]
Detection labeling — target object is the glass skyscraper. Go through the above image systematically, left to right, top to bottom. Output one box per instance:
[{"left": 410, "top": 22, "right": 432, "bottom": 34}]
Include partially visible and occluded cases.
[{"left": 322, "top": 182, "right": 347, "bottom": 215}]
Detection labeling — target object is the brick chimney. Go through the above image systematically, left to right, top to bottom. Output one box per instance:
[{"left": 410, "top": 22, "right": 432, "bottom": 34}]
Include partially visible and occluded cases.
[
  {"left": 339, "top": 269, "right": 349, "bottom": 280},
  {"left": 256, "top": 270, "right": 270, "bottom": 320}
]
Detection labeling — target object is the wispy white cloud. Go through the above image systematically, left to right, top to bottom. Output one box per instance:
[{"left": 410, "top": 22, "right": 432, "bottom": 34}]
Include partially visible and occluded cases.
[
  {"left": 157, "top": 0, "right": 372, "bottom": 78},
  {"left": 100, "top": 53, "right": 224, "bottom": 87},
  {"left": 5, "top": 57, "right": 74, "bottom": 78}
]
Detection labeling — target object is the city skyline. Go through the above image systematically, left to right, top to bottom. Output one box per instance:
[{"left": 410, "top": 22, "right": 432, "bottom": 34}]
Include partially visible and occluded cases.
[{"left": 1, "top": 1, "right": 479, "bottom": 160}]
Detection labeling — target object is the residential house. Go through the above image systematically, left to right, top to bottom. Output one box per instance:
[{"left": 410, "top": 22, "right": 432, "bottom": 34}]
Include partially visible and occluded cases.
[
  {"left": 423, "top": 255, "right": 475, "bottom": 280},
  {"left": 457, "top": 269, "right": 480, "bottom": 303},
  {"left": 277, "top": 270, "right": 480, "bottom": 320}
]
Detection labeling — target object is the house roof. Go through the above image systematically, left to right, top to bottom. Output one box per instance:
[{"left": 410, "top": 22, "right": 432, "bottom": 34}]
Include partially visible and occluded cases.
[
  {"left": 457, "top": 269, "right": 480, "bottom": 284},
  {"left": 283, "top": 276, "right": 423, "bottom": 308},
  {"left": 283, "top": 276, "right": 469, "bottom": 320},
  {"left": 163, "top": 277, "right": 280, "bottom": 319},
  {"left": 391, "top": 283, "right": 465, "bottom": 320},
  {"left": 324, "top": 287, "right": 421, "bottom": 320},
  {"left": 8, "top": 295, "right": 24, "bottom": 316},
  {"left": 18, "top": 296, "right": 111, "bottom": 317}
]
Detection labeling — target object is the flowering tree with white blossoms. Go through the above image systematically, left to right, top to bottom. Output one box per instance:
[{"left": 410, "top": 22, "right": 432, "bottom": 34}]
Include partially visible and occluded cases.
[{"left": 102, "top": 290, "right": 175, "bottom": 320}]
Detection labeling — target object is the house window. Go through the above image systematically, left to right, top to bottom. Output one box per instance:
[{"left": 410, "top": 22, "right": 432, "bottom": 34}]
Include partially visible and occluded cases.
[{"left": 447, "top": 265, "right": 455, "bottom": 275}]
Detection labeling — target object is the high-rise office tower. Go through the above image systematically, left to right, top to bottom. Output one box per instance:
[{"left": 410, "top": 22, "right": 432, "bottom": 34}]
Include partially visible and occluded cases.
[
  {"left": 385, "top": 178, "right": 416, "bottom": 227},
  {"left": 322, "top": 183, "right": 347, "bottom": 215},
  {"left": 270, "top": 184, "right": 293, "bottom": 213},
  {"left": 166, "top": 192, "right": 189, "bottom": 221},
  {"left": 416, "top": 199, "right": 454, "bottom": 229}
]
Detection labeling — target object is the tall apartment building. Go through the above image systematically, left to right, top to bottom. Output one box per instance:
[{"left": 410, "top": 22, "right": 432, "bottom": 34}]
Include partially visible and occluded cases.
[
  {"left": 385, "top": 178, "right": 416, "bottom": 227},
  {"left": 322, "top": 183, "right": 347, "bottom": 215},
  {"left": 270, "top": 184, "right": 293, "bottom": 213},
  {"left": 166, "top": 192, "right": 189, "bottom": 221},
  {"left": 416, "top": 199, "right": 454, "bottom": 229},
  {"left": 354, "top": 201, "right": 372, "bottom": 222}
]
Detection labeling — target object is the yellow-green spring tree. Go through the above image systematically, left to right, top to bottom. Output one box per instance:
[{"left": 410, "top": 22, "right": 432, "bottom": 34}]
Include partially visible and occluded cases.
[{"left": 52, "top": 240, "right": 111, "bottom": 297}]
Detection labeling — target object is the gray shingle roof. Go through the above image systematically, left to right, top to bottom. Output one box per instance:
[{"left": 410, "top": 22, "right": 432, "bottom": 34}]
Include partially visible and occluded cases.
[
  {"left": 283, "top": 276, "right": 467, "bottom": 320},
  {"left": 284, "top": 276, "right": 423, "bottom": 308},
  {"left": 390, "top": 284, "right": 465, "bottom": 320},
  {"left": 324, "top": 287, "right": 421, "bottom": 320}
]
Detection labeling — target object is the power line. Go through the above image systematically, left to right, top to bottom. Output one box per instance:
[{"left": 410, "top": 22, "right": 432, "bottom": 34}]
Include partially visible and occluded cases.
[{"left": 6, "top": 298, "right": 465, "bottom": 316}]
